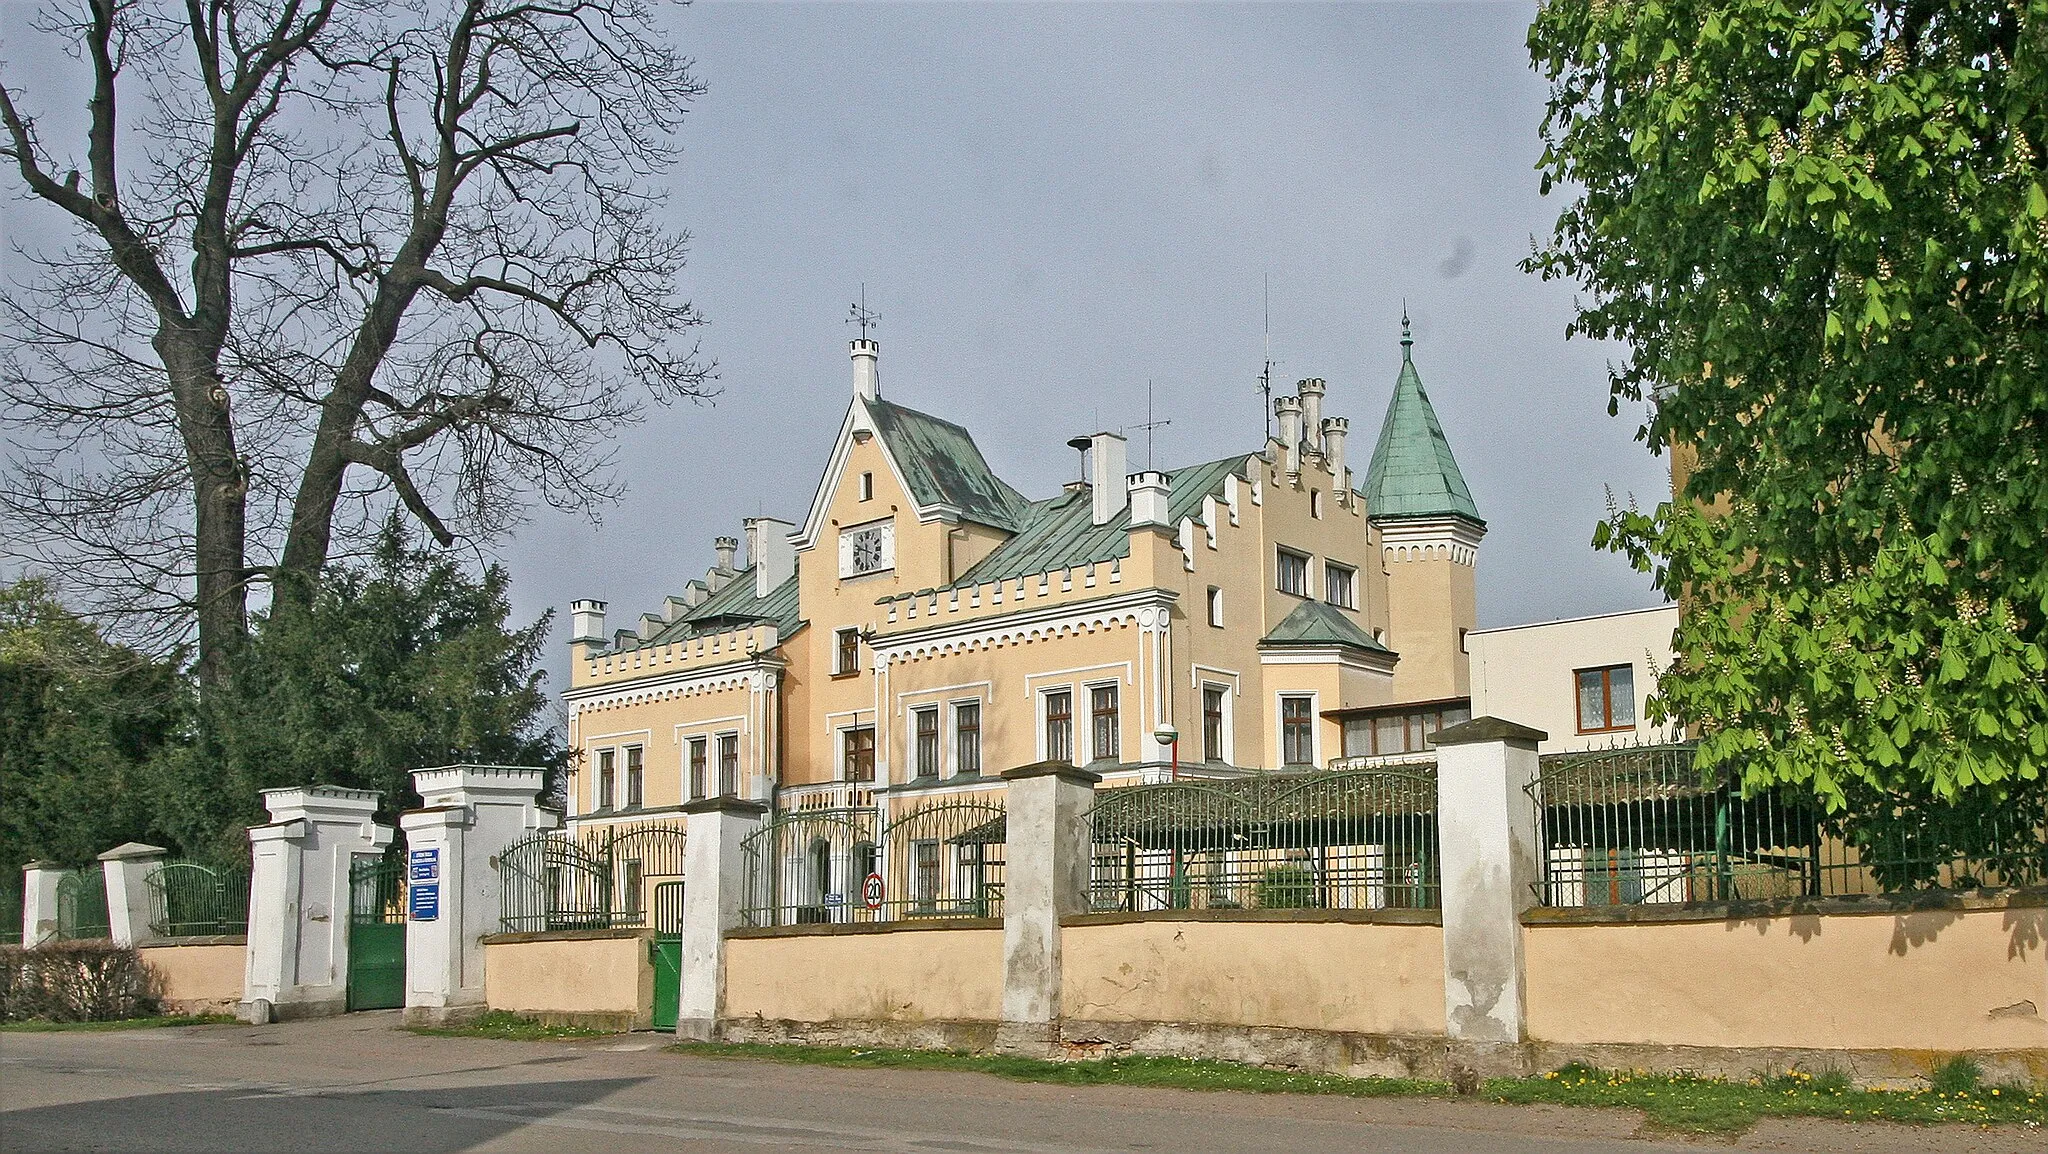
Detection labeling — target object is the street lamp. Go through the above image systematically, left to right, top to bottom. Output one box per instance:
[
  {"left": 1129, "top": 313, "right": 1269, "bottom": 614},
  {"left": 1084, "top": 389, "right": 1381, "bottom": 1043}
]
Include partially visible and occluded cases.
[{"left": 1153, "top": 723, "right": 1180, "bottom": 781}]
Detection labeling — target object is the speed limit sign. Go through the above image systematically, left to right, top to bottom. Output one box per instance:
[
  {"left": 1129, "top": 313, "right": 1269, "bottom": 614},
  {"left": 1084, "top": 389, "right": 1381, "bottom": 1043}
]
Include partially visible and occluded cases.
[{"left": 861, "top": 872, "right": 885, "bottom": 910}]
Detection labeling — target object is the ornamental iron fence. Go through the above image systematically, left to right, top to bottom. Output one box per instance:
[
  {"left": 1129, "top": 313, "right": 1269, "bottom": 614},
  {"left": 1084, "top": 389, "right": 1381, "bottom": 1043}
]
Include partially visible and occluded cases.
[
  {"left": 1529, "top": 744, "right": 2046, "bottom": 907},
  {"left": 1087, "top": 770, "right": 1441, "bottom": 913},
  {"left": 874, "top": 800, "right": 1005, "bottom": 921},
  {"left": 738, "top": 807, "right": 877, "bottom": 927},
  {"left": 498, "top": 820, "right": 687, "bottom": 933},
  {"left": 145, "top": 861, "right": 251, "bottom": 937},
  {"left": 55, "top": 868, "right": 109, "bottom": 940}
]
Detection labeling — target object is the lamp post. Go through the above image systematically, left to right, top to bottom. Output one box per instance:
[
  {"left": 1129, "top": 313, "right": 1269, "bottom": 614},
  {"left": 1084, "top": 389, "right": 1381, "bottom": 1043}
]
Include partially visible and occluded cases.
[{"left": 1154, "top": 722, "right": 1180, "bottom": 782}]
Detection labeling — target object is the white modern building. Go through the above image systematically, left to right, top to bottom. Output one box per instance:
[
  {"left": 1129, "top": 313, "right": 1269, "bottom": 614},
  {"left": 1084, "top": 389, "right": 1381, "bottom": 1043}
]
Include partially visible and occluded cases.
[{"left": 1466, "top": 604, "right": 1681, "bottom": 754}]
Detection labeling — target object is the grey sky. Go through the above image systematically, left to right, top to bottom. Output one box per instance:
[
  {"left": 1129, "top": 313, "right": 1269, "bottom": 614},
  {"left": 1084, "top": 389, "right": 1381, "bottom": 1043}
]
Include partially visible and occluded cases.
[{"left": 2, "top": 1, "right": 1670, "bottom": 688}]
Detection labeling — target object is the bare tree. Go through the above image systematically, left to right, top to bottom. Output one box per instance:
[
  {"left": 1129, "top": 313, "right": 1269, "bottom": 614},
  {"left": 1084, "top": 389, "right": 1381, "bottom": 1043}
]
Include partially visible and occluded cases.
[{"left": 1, "top": 0, "right": 711, "bottom": 684}]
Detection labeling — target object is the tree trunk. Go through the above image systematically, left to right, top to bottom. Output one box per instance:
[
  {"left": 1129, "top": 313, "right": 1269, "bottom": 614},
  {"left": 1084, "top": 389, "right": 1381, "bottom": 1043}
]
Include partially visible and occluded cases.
[{"left": 156, "top": 334, "right": 247, "bottom": 687}]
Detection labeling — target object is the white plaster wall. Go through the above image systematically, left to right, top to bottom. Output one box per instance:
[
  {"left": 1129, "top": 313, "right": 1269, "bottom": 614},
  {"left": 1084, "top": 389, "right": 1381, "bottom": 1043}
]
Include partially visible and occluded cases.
[{"left": 1467, "top": 606, "right": 1680, "bottom": 752}]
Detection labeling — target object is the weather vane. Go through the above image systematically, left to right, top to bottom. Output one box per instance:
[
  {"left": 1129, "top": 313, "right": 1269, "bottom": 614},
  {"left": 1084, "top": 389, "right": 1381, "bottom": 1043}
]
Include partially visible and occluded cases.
[{"left": 847, "top": 283, "right": 879, "bottom": 340}]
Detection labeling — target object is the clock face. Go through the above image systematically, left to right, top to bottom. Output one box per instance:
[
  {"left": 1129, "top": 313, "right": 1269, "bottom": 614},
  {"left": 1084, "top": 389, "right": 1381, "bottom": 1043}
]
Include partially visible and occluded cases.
[{"left": 839, "top": 519, "right": 893, "bottom": 577}]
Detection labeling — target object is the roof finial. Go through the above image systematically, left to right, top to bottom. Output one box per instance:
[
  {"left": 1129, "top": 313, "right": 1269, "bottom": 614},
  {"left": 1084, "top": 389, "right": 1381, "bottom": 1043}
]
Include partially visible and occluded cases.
[{"left": 1400, "top": 301, "right": 1413, "bottom": 359}]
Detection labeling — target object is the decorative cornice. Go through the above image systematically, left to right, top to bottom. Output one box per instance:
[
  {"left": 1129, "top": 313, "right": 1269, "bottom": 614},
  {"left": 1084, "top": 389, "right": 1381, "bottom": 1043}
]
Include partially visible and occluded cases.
[
  {"left": 1376, "top": 515, "right": 1485, "bottom": 566},
  {"left": 870, "top": 589, "right": 1176, "bottom": 666},
  {"left": 1257, "top": 645, "right": 1399, "bottom": 676},
  {"left": 564, "top": 654, "right": 785, "bottom": 713}
]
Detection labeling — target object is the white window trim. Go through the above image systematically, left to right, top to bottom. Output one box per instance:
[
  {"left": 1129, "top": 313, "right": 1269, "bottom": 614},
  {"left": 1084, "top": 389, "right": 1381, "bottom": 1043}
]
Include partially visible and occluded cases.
[
  {"left": 838, "top": 516, "right": 896, "bottom": 579},
  {"left": 1277, "top": 546, "right": 1314, "bottom": 598},
  {"left": 1324, "top": 560, "right": 1358, "bottom": 610},
  {"left": 1206, "top": 586, "right": 1224, "bottom": 628},
  {"left": 834, "top": 627, "right": 861, "bottom": 675},
  {"left": 1085, "top": 678, "right": 1123, "bottom": 764},
  {"left": 1200, "top": 680, "right": 1236, "bottom": 765},
  {"left": 1036, "top": 684, "right": 1076, "bottom": 764},
  {"left": 1275, "top": 690, "right": 1322, "bottom": 769},
  {"left": 911, "top": 704, "right": 943, "bottom": 779},
  {"left": 838, "top": 722, "right": 878, "bottom": 782},
  {"left": 712, "top": 730, "right": 743, "bottom": 795},
  {"left": 683, "top": 735, "right": 711, "bottom": 800},
  {"left": 592, "top": 745, "right": 617, "bottom": 812}
]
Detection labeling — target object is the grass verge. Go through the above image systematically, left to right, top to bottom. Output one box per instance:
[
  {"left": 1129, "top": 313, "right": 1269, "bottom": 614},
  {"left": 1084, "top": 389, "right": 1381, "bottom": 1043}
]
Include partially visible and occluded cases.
[
  {"left": 407, "top": 1010, "right": 622, "bottom": 1041},
  {"left": 1, "top": 1014, "right": 238, "bottom": 1032},
  {"left": 670, "top": 1043, "right": 2047, "bottom": 1135}
]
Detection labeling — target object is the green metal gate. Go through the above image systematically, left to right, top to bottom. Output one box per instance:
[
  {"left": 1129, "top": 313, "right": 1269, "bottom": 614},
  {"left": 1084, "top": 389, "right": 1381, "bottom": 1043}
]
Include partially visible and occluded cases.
[
  {"left": 347, "top": 856, "right": 406, "bottom": 1011},
  {"left": 56, "top": 868, "right": 110, "bottom": 940},
  {"left": 649, "top": 881, "right": 684, "bottom": 1030}
]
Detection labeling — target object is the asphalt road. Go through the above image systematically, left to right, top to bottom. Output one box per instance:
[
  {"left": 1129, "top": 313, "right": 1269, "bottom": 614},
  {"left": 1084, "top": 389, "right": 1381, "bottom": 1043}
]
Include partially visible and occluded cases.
[{"left": 0, "top": 1014, "right": 2030, "bottom": 1154}]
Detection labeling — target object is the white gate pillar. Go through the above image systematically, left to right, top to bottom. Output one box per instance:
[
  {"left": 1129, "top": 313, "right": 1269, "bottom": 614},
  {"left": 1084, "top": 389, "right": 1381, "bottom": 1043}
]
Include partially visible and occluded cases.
[
  {"left": 1431, "top": 716, "right": 1546, "bottom": 1079},
  {"left": 996, "top": 761, "right": 1099, "bottom": 1056},
  {"left": 400, "top": 765, "right": 553, "bottom": 1027},
  {"left": 239, "top": 787, "right": 391, "bottom": 1022},
  {"left": 674, "top": 796, "right": 767, "bottom": 1041},
  {"left": 99, "top": 843, "right": 168, "bottom": 947},
  {"left": 21, "top": 862, "right": 66, "bottom": 945}
]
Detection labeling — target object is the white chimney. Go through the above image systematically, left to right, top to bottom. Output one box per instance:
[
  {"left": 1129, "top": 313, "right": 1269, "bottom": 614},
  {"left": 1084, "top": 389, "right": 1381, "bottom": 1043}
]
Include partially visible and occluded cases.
[
  {"left": 850, "top": 338, "right": 880, "bottom": 402},
  {"left": 1298, "top": 378, "right": 1326, "bottom": 452},
  {"left": 1274, "top": 394, "right": 1303, "bottom": 475},
  {"left": 1321, "top": 415, "right": 1350, "bottom": 495},
  {"left": 1089, "top": 431, "right": 1129, "bottom": 526},
  {"left": 1128, "top": 470, "right": 1172, "bottom": 529},
  {"left": 745, "top": 516, "right": 797, "bottom": 596},
  {"left": 712, "top": 535, "right": 739, "bottom": 582},
  {"left": 682, "top": 580, "right": 708, "bottom": 608},
  {"left": 662, "top": 595, "right": 691, "bottom": 621},
  {"left": 570, "top": 599, "right": 608, "bottom": 646},
  {"left": 638, "top": 612, "right": 665, "bottom": 640}
]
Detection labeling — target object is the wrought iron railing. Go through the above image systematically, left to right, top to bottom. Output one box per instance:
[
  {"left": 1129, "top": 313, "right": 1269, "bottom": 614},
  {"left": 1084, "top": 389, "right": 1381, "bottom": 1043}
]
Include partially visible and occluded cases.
[
  {"left": 1529, "top": 744, "right": 2047, "bottom": 907},
  {"left": 1087, "top": 770, "right": 1442, "bottom": 912},
  {"left": 874, "top": 800, "right": 1005, "bottom": 921},
  {"left": 738, "top": 807, "right": 878, "bottom": 927},
  {"left": 497, "top": 820, "right": 687, "bottom": 933},
  {"left": 145, "top": 861, "right": 251, "bottom": 937},
  {"left": 55, "top": 868, "right": 109, "bottom": 940}
]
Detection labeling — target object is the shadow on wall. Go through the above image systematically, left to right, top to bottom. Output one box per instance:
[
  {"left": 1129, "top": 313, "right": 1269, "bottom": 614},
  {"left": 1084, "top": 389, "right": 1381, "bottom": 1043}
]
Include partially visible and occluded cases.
[
  {"left": 2003, "top": 904, "right": 2044, "bottom": 962},
  {"left": 0, "top": 1076, "right": 650, "bottom": 1154}
]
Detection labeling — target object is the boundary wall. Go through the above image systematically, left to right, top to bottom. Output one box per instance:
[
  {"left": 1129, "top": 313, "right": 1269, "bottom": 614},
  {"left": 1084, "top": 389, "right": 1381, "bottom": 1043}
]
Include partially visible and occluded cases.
[
  {"left": 481, "top": 928, "right": 653, "bottom": 1031},
  {"left": 139, "top": 936, "right": 247, "bottom": 1015}
]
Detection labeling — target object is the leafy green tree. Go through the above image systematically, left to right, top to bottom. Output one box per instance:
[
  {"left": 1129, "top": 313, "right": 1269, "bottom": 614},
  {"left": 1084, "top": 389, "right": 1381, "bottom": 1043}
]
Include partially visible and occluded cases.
[
  {"left": 1527, "top": 1, "right": 2046, "bottom": 865},
  {"left": 152, "top": 521, "right": 564, "bottom": 863},
  {"left": 0, "top": 579, "right": 182, "bottom": 872}
]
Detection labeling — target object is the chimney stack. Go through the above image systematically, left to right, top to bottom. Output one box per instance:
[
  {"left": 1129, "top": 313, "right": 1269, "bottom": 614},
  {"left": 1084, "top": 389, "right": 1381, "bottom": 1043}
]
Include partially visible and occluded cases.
[
  {"left": 850, "top": 339, "right": 880, "bottom": 402},
  {"left": 1298, "top": 378, "right": 1326, "bottom": 452},
  {"left": 1274, "top": 394, "right": 1303, "bottom": 476},
  {"left": 1321, "top": 415, "right": 1350, "bottom": 496},
  {"left": 1089, "top": 431, "right": 1129, "bottom": 526},
  {"left": 1128, "top": 470, "right": 1172, "bottom": 529},
  {"left": 745, "top": 516, "right": 797, "bottom": 596},
  {"left": 714, "top": 536, "right": 738, "bottom": 572},
  {"left": 570, "top": 599, "right": 608, "bottom": 646},
  {"left": 638, "top": 612, "right": 665, "bottom": 640}
]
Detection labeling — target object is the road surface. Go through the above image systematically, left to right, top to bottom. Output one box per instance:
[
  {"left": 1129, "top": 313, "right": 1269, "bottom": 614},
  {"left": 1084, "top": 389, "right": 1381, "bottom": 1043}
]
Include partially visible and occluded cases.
[{"left": 0, "top": 1013, "right": 2027, "bottom": 1153}]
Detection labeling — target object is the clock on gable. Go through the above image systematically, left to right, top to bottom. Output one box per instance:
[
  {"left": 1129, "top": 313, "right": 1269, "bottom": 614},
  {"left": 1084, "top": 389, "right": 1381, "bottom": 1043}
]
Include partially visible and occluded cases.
[{"left": 838, "top": 519, "right": 895, "bottom": 578}]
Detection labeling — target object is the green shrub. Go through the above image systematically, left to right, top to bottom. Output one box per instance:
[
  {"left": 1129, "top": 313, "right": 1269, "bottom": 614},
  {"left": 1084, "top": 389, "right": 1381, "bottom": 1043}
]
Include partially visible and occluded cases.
[
  {"left": 1254, "top": 865, "right": 1316, "bottom": 909},
  {"left": 0, "top": 942, "right": 163, "bottom": 1023},
  {"left": 1929, "top": 1056, "right": 1981, "bottom": 1096}
]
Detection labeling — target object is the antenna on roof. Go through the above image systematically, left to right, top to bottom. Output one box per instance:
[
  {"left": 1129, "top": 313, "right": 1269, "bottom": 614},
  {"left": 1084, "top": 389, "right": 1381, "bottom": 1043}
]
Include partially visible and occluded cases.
[
  {"left": 1258, "top": 275, "right": 1278, "bottom": 441},
  {"left": 847, "top": 283, "right": 879, "bottom": 340},
  {"left": 1129, "top": 379, "right": 1172, "bottom": 469}
]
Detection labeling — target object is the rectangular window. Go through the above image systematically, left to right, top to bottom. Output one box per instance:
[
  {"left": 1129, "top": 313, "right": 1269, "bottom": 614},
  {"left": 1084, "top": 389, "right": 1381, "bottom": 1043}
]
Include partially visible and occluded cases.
[
  {"left": 859, "top": 471, "right": 874, "bottom": 501},
  {"left": 1277, "top": 548, "right": 1310, "bottom": 596},
  {"left": 1324, "top": 562, "right": 1356, "bottom": 609},
  {"left": 1206, "top": 586, "right": 1224, "bottom": 627},
  {"left": 835, "top": 628, "right": 859, "bottom": 675},
  {"left": 1576, "top": 665, "right": 1637, "bottom": 733},
  {"left": 1090, "top": 684, "right": 1120, "bottom": 762},
  {"left": 1202, "top": 685, "right": 1227, "bottom": 763},
  {"left": 1043, "top": 690, "right": 1073, "bottom": 764},
  {"left": 1281, "top": 696, "right": 1315, "bottom": 766},
  {"left": 954, "top": 702, "right": 981, "bottom": 777},
  {"left": 1349, "top": 703, "right": 1475, "bottom": 756},
  {"left": 914, "top": 706, "right": 940, "bottom": 779},
  {"left": 844, "top": 726, "right": 876, "bottom": 782},
  {"left": 717, "top": 732, "right": 739, "bottom": 794},
  {"left": 687, "top": 737, "right": 708, "bottom": 799},
  {"left": 624, "top": 745, "right": 644, "bottom": 808},
  {"left": 596, "top": 748, "right": 616, "bottom": 811},
  {"left": 912, "top": 840, "right": 941, "bottom": 910},
  {"left": 621, "top": 860, "right": 644, "bottom": 916}
]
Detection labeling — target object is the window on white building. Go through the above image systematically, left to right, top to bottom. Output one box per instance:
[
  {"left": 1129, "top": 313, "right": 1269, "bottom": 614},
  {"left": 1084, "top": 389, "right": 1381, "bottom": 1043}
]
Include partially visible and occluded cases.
[{"left": 1576, "top": 665, "right": 1637, "bottom": 733}]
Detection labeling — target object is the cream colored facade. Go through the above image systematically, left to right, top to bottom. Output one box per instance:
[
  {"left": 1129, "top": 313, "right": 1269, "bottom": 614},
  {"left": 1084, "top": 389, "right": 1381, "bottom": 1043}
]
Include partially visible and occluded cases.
[
  {"left": 562, "top": 332, "right": 1487, "bottom": 829},
  {"left": 1467, "top": 605, "right": 1681, "bottom": 753}
]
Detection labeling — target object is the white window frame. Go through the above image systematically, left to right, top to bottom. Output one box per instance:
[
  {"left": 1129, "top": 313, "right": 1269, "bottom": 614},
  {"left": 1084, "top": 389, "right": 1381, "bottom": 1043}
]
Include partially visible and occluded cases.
[
  {"left": 859, "top": 471, "right": 874, "bottom": 501},
  {"left": 838, "top": 517, "right": 895, "bottom": 578},
  {"left": 1276, "top": 547, "right": 1312, "bottom": 597},
  {"left": 1324, "top": 561, "right": 1357, "bottom": 610},
  {"left": 1206, "top": 586, "right": 1224, "bottom": 628},
  {"left": 834, "top": 627, "right": 860, "bottom": 675},
  {"left": 1086, "top": 679, "right": 1121, "bottom": 764},
  {"left": 1200, "top": 680, "right": 1235, "bottom": 764},
  {"left": 1037, "top": 685, "right": 1076, "bottom": 764},
  {"left": 1275, "top": 690, "right": 1321, "bottom": 769},
  {"left": 950, "top": 698, "right": 984, "bottom": 778},
  {"left": 912, "top": 704, "right": 942, "bottom": 779},
  {"left": 839, "top": 723, "right": 878, "bottom": 783},
  {"left": 715, "top": 730, "right": 741, "bottom": 796},
  {"left": 623, "top": 743, "right": 645, "bottom": 809},
  {"left": 593, "top": 746, "right": 617, "bottom": 812}
]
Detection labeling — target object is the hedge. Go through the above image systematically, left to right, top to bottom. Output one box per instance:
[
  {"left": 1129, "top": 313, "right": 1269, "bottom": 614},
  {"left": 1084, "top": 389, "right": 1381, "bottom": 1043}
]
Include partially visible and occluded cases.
[{"left": 0, "top": 941, "right": 163, "bottom": 1022}]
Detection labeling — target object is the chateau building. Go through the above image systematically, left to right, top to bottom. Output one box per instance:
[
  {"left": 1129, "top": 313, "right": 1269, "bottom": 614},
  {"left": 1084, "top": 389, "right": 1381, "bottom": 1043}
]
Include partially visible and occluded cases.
[{"left": 561, "top": 322, "right": 1485, "bottom": 833}]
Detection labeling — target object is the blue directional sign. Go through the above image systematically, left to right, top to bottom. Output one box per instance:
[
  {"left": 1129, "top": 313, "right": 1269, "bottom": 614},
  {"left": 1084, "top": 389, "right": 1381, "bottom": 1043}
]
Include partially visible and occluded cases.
[
  {"left": 409, "top": 847, "right": 439, "bottom": 882},
  {"left": 409, "top": 883, "right": 439, "bottom": 921}
]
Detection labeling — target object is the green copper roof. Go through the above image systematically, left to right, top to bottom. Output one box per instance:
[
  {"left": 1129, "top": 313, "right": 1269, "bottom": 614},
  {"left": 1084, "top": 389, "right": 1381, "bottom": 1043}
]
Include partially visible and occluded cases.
[
  {"left": 1360, "top": 327, "right": 1483, "bottom": 525},
  {"left": 867, "top": 397, "right": 1031, "bottom": 532},
  {"left": 891, "top": 454, "right": 1254, "bottom": 598},
  {"left": 619, "top": 567, "right": 804, "bottom": 652},
  {"left": 1258, "top": 599, "right": 1393, "bottom": 653}
]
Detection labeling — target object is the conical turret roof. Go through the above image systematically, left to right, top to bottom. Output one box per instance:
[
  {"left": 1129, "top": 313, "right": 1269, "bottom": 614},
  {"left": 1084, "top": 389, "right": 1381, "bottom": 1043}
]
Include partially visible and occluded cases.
[{"left": 1360, "top": 320, "right": 1482, "bottom": 524}]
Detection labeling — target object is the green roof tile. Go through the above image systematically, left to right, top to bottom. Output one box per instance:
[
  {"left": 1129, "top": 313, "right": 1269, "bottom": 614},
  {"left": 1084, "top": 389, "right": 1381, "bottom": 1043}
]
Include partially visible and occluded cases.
[
  {"left": 1360, "top": 326, "right": 1483, "bottom": 525},
  {"left": 867, "top": 398, "right": 1031, "bottom": 532},
  {"left": 620, "top": 567, "right": 804, "bottom": 652},
  {"left": 1258, "top": 599, "right": 1393, "bottom": 653}
]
